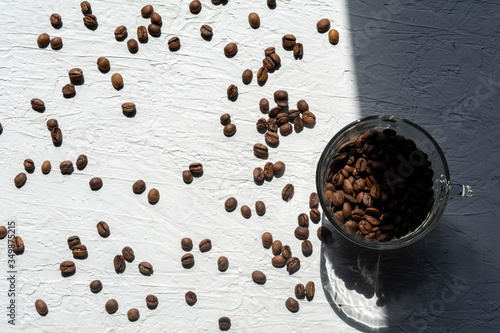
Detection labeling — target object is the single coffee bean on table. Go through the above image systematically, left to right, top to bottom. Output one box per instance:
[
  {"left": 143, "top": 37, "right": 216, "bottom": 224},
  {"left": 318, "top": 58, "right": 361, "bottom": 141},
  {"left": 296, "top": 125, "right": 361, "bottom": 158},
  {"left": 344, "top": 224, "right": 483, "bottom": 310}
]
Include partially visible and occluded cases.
[
  {"left": 189, "top": 0, "right": 201, "bottom": 14},
  {"left": 267, "top": 0, "right": 276, "bottom": 8},
  {"left": 81, "top": 1, "right": 92, "bottom": 14},
  {"left": 141, "top": 5, "right": 154, "bottom": 18},
  {"left": 150, "top": 12, "right": 162, "bottom": 25},
  {"left": 248, "top": 12, "right": 260, "bottom": 29},
  {"left": 50, "top": 13, "right": 62, "bottom": 28},
  {"left": 83, "top": 14, "right": 97, "bottom": 29},
  {"left": 317, "top": 18, "right": 331, "bottom": 33},
  {"left": 148, "top": 24, "right": 161, "bottom": 37},
  {"left": 200, "top": 25, "right": 213, "bottom": 40},
  {"left": 137, "top": 26, "right": 148, "bottom": 43},
  {"left": 329, "top": 29, "right": 340, "bottom": 44},
  {"left": 37, "top": 33, "right": 50, "bottom": 48},
  {"left": 282, "top": 34, "right": 296, "bottom": 50},
  {"left": 50, "top": 37, "right": 63, "bottom": 50},
  {"left": 168, "top": 37, "right": 181, "bottom": 51},
  {"left": 127, "top": 39, "right": 139, "bottom": 53},
  {"left": 224, "top": 43, "right": 238, "bottom": 57},
  {"left": 293, "top": 43, "right": 303, "bottom": 59},
  {"left": 263, "top": 56, "right": 275, "bottom": 71},
  {"left": 97, "top": 57, "right": 110, "bottom": 73},
  {"left": 257, "top": 67, "right": 268, "bottom": 85},
  {"left": 68, "top": 68, "right": 84, "bottom": 85},
  {"left": 242, "top": 69, "right": 253, "bottom": 84},
  {"left": 111, "top": 73, "right": 123, "bottom": 90},
  {"left": 62, "top": 84, "right": 75, "bottom": 98},
  {"left": 227, "top": 84, "right": 238, "bottom": 100},
  {"left": 31, "top": 98, "right": 45, "bottom": 112},
  {"left": 259, "top": 98, "right": 269, "bottom": 114},
  {"left": 297, "top": 99, "right": 309, "bottom": 112},
  {"left": 121, "top": 102, "right": 136, "bottom": 117},
  {"left": 302, "top": 110, "right": 316, "bottom": 125},
  {"left": 220, "top": 113, "right": 231, "bottom": 125},
  {"left": 293, "top": 116, "right": 304, "bottom": 131},
  {"left": 256, "top": 118, "right": 267, "bottom": 133},
  {"left": 46, "top": 119, "right": 58, "bottom": 131},
  {"left": 223, "top": 123, "right": 236, "bottom": 137},
  {"left": 280, "top": 123, "right": 293, "bottom": 136},
  {"left": 51, "top": 127, "right": 63, "bottom": 147},
  {"left": 265, "top": 131, "right": 279, "bottom": 147},
  {"left": 253, "top": 143, "right": 269, "bottom": 159},
  {"left": 76, "top": 154, "right": 88, "bottom": 170},
  {"left": 24, "top": 159, "right": 35, "bottom": 173},
  {"left": 60, "top": 161, "right": 74, "bottom": 175},
  {"left": 273, "top": 161, "right": 285, "bottom": 176},
  {"left": 189, "top": 162, "right": 203, "bottom": 176},
  {"left": 263, "top": 162, "right": 273, "bottom": 180},
  {"left": 253, "top": 167, "right": 264, "bottom": 183},
  {"left": 182, "top": 170, "right": 193, "bottom": 184},
  {"left": 14, "top": 173, "right": 27, "bottom": 188},
  {"left": 89, "top": 177, "right": 103, "bottom": 191},
  {"left": 132, "top": 180, "right": 146, "bottom": 194},
  {"left": 282, "top": 184, "right": 294, "bottom": 201},
  {"left": 148, "top": 188, "right": 160, "bottom": 204},
  {"left": 309, "top": 192, "right": 319, "bottom": 208},
  {"left": 225, "top": 197, "right": 237, "bottom": 212},
  {"left": 255, "top": 201, "right": 266, "bottom": 216},
  {"left": 241, "top": 205, "right": 251, "bottom": 218},
  {"left": 310, "top": 208, "right": 321, "bottom": 223},
  {"left": 298, "top": 213, "right": 309, "bottom": 227},
  {"left": 97, "top": 221, "right": 110, "bottom": 237},
  {"left": 294, "top": 226, "right": 309, "bottom": 240},
  {"left": 0, "top": 227, "right": 7, "bottom": 239},
  {"left": 262, "top": 232, "right": 273, "bottom": 248},
  {"left": 11, "top": 236, "right": 24, "bottom": 254},
  {"left": 67, "top": 236, "right": 80, "bottom": 250},
  {"left": 181, "top": 238, "right": 193, "bottom": 251},
  {"left": 199, "top": 238, "right": 212, "bottom": 252},
  {"left": 271, "top": 240, "right": 282, "bottom": 255},
  {"left": 302, "top": 240, "right": 313, "bottom": 257},
  {"left": 72, "top": 244, "right": 87, "bottom": 259},
  {"left": 281, "top": 245, "right": 292, "bottom": 260},
  {"left": 122, "top": 246, "right": 135, "bottom": 262},
  {"left": 181, "top": 253, "right": 194, "bottom": 268},
  {"left": 114, "top": 255, "right": 126, "bottom": 274},
  {"left": 272, "top": 255, "right": 286, "bottom": 268},
  {"left": 218, "top": 256, "right": 229, "bottom": 272},
  {"left": 286, "top": 257, "right": 300, "bottom": 274},
  {"left": 60, "top": 260, "right": 76, "bottom": 276},
  {"left": 138, "top": 261, "right": 153, "bottom": 275},
  {"left": 252, "top": 270, "right": 266, "bottom": 284},
  {"left": 90, "top": 280, "right": 102, "bottom": 293},
  {"left": 306, "top": 281, "right": 315, "bottom": 300},
  {"left": 295, "top": 284, "right": 305, "bottom": 299},
  {"left": 185, "top": 291, "right": 197, "bottom": 306},
  {"left": 146, "top": 294, "right": 158, "bottom": 309},
  {"left": 286, "top": 297, "right": 299, "bottom": 312},
  {"left": 35, "top": 299, "right": 48, "bottom": 316},
  {"left": 105, "top": 299, "right": 118, "bottom": 314},
  {"left": 127, "top": 308, "right": 140, "bottom": 322},
  {"left": 219, "top": 317, "right": 231, "bottom": 331}
]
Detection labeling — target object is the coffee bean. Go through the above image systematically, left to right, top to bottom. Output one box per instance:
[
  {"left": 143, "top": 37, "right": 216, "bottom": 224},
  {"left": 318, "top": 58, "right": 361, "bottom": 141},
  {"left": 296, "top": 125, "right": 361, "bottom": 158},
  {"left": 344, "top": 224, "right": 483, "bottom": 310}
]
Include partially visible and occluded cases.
[
  {"left": 189, "top": 0, "right": 202, "bottom": 14},
  {"left": 267, "top": 0, "right": 276, "bottom": 7},
  {"left": 81, "top": 1, "right": 92, "bottom": 14},
  {"left": 141, "top": 5, "right": 154, "bottom": 18},
  {"left": 150, "top": 12, "right": 162, "bottom": 25},
  {"left": 248, "top": 12, "right": 260, "bottom": 29},
  {"left": 50, "top": 13, "right": 62, "bottom": 28},
  {"left": 83, "top": 14, "right": 97, "bottom": 29},
  {"left": 317, "top": 18, "right": 331, "bottom": 33},
  {"left": 148, "top": 24, "right": 161, "bottom": 37},
  {"left": 200, "top": 25, "right": 213, "bottom": 40},
  {"left": 115, "top": 26, "right": 128, "bottom": 41},
  {"left": 137, "top": 26, "right": 148, "bottom": 43},
  {"left": 329, "top": 29, "right": 340, "bottom": 44},
  {"left": 37, "top": 33, "right": 50, "bottom": 48},
  {"left": 282, "top": 34, "right": 296, "bottom": 50},
  {"left": 50, "top": 37, "right": 63, "bottom": 50},
  {"left": 168, "top": 37, "right": 181, "bottom": 51},
  {"left": 127, "top": 39, "right": 139, "bottom": 53},
  {"left": 224, "top": 43, "right": 238, "bottom": 57},
  {"left": 293, "top": 43, "right": 303, "bottom": 59},
  {"left": 264, "top": 47, "right": 275, "bottom": 56},
  {"left": 270, "top": 53, "right": 281, "bottom": 67},
  {"left": 263, "top": 56, "right": 275, "bottom": 71},
  {"left": 97, "top": 57, "right": 110, "bottom": 73},
  {"left": 257, "top": 67, "right": 268, "bottom": 85},
  {"left": 242, "top": 69, "right": 253, "bottom": 85},
  {"left": 111, "top": 73, "right": 123, "bottom": 90},
  {"left": 62, "top": 84, "right": 75, "bottom": 98},
  {"left": 227, "top": 84, "right": 238, "bottom": 100},
  {"left": 274, "top": 90, "right": 288, "bottom": 106},
  {"left": 31, "top": 98, "right": 45, "bottom": 112},
  {"left": 259, "top": 98, "right": 269, "bottom": 113},
  {"left": 297, "top": 99, "right": 309, "bottom": 112},
  {"left": 121, "top": 102, "right": 136, "bottom": 117},
  {"left": 302, "top": 111, "right": 316, "bottom": 125},
  {"left": 220, "top": 113, "right": 231, "bottom": 126},
  {"left": 256, "top": 118, "right": 268, "bottom": 133},
  {"left": 267, "top": 119, "right": 278, "bottom": 132},
  {"left": 45, "top": 120, "right": 58, "bottom": 132},
  {"left": 280, "top": 123, "right": 293, "bottom": 136},
  {"left": 224, "top": 124, "right": 236, "bottom": 137},
  {"left": 50, "top": 127, "right": 63, "bottom": 147},
  {"left": 265, "top": 131, "right": 279, "bottom": 148},
  {"left": 253, "top": 143, "right": 269, "bottom": 159},
  {"left": 74, "top": 155, "right": 87, "bottom": 172},
  {"left": 355, "top": 158, "right": 367, "bottom": 172},
  {"left": 23, "top": 159, "right": 35, "bottom": 173},
  {"left": 60, "top": 161, "right": 74, "bottom": 175},
  {"left": 273, "top": 161, "right": 285, "bottom": 176},
  {"left": 189, "top": 162, "right": 203, "bottom": 176},
  {"left": 261, "top": 163, "right": 273, "bottom": 181},
  {"left": 253, "top": 167, "right": 264, "bottom": 183},
  {"left": 182, "top": 170, "right": 193, "bottom": 184},
  {"left": 13, "top": 172, "right": 25, "bottom": 189},
  {"left": 89, "top": 177, "right": 103, "bottom": 191},
  {"left": 132, "top": 180, "right": 146, "bottom": 194},
  {"left": 282, "top": 184, "right": 294, "bottom": 201},
  {"left": 148, "top": 188, "right": 160, "bottom": 205},
  {"left": 308, "top": 193, "right": 318, "bottom": 209},
  {"left": 224, "top": 197, "right": 237, "bottom": 212},
  {"left": 255, "top": 201, "right": 266, "bottom": 216},
  {"left": 241, "top": 205, "right": 251, "bottom": 218},
  {"left": 298, "top": 213, "right": 309, "bottom": 227},
  {"left": 97, "top": 221, "right": 110, "bottom": 238},
  {"left": 294, "top": 226, "right": 309, "bottom": 240},
  {"left": 317, "top": 226, "right": 332, "bottom": 242},
  {"left": 0, "top": 227, "right": 6, "bottom": 239},
  {"left": 262, "top": 232, "right": 273, "bottom": 248},
  {"left": 11, "top": 236, "right": 24, "bottom": 254},
  {"left": 67, "top": 236, "right": 80, "bottom": 250},
  {"left": 199, "top": 238, "right": 212, "bottom": 252},
  {"left": 271, "top": 240, "right": 282, "bottom": 255},
  {"left": 302, "top": 240, "right": 313, "bottom": 257},
  {"left": 72, "top": 244, "right": 87, "bottom": 259},
  {"left": 281, "top": 245, "right": 292, "bottom": 261},
  {"left": 122, "top": 246, "right": 134, "bottom": 262},
  {"left": 181, "top": 253, "right": 194, "bottom": 268},
  {"left": 113, "top": 255, "right": 126, "bottom": 274},
  {"left": 272, "top": 255, "right": 286, "bottom": 268},
  {"left": 218, "top": 256, "right": 229, "bottom": 272},
  {"left": 286, "top": 257, "right": 300, "bottom": 274},
  {"left": 60, "top": 260, "right": 76, "bottom": 276},
  {"left": 138, "top": 261, "right": 153, "bottom": 275},
  {"left": 252, "top": 270, "right": 266, "bottom": 284},
  {"left": 90, "top": 280, "right": 102, "bottom": 293},
  {"left": 306, "top": 281, "right": 315, "bottom": 300},
  {"left": 295, "top": 283, "right": 305, "bottom": 299},
  {"left": 185, "top": 291, "right": 197, "bottom": 306},
  {"left": 146, "top": 294, "right": 158, "bottom": 309},
  {"left": 286, "top": 298, "right": 299, "bottom": 312},
  {"left": 35, "top": 299, "right": 48, "bottom": 316},
  {"left": 105, "top": 299, "right": 118, "bottom": 314},
  {"left": 127, "top": 308, "right": 140, "bottom": 322},
  {"left": 219, "top": 317, "right": 231, "bottom": 331}
]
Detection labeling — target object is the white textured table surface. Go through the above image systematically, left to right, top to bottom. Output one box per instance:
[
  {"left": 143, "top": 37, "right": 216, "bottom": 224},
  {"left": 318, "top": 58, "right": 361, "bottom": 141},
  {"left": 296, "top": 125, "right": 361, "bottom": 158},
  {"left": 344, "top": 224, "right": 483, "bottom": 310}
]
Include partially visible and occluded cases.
[{"left": 0, "top": 1, "right": 499, "bottom": 332}]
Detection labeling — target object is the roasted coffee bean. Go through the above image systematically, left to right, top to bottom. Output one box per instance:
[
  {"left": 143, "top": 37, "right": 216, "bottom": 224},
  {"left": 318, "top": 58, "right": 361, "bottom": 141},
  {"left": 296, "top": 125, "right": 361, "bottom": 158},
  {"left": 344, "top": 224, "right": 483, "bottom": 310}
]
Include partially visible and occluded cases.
[
  {"left": 189, "top": 0, "right": 202, "bottom": 14},
  {"left": 267, "top": 0, "right": 276, "bottom": 7},
  {"left": 81, "top": 1, "right": 92, "bottom": 14},
  {"left": 141, "top": 5, "right": 154, "bottom": 18},
  {"left": 150, "top": 12, "right": 162, "bottom": 25},
  {"left": 248, "top": 12, "right": 260, "bottom": 29},
  {"left": 50, "top": 13, "right": 62, "bottom": 28},
  {"left": 83, "top": 14, "right": 97, "bottom": 28},
  {"left": 317, "top": 18, "right": 331, "bottom": 33},
  {"left": 148, "top": 24, "right": 161, "bottom": 37},
  {"left": 200, "top": 25, "right": 213, "bottom": 40},
  {"left": 114, "top": 26, "right": 128, "bottom": 41},
  {"left": 137, "top": 26, "right": 148, "bottom": 43},
  {"left": 329, "top": 29, "right": 340, "bottom": 44},
  {"left": 37, "top": 33, "right": 50, "bottom": 48},
  {"left": 282, "top": 34, "right": 296, "bottom": 50},
  {"left": 50, "top": 37, "right": 63, "bottom": 50},
  {"left": 168, "top": 37, "right": 181, "bottom": 51},
  {"left": 127, "top": 39, "right": 139, "bottom": 53},
  {"left": 224, "top": 43, "right": 238, "bottom": 57},
  {"left": 293, "top": 43, "right": 303, "bottom": 59},
  {"left": 264, "top": 47, "right": 275, "bottom": 56},
  {"left": 270, "top": 52, "right": 281, "bottom": 66},
  {"left": 97, "top": 57, "right": 110, "bottom": 72},
  {"left": 263, "top": 57, "right": 275, "bottom": 71},
  {"left": 257, "top": 67, "right": 268, "bottom": 84},
  {"left": 242, "top": 69, "right": 253, "bottom": 84},
  {"left": 111, "top": 73, "right": 123, "bottom": 90},
  {"left": 62, "top": 84, "right": 75, "bottom": 98},
  {"left": 227, "top": 84, "right": 238, "bottom": 100},
  {"left": 274, "top": 90, "right": 288, "bottom": 106},
  {"left": 31, "top": 98, "right": 45, "bottom": 112},
  {"left": 297, "top": 99, "right": 309, "bottom": 112},
  {"left": 121, "top": 102, "right": 136, "bottom": 117},
  {"left": 270, "top": 107, "right": 283, "bottom": 118},
  {"left": 287, "top": 109, "right": 300, "bottom": 120},
  {"left": 302, "top": 111, "right": 316, "bottom": 125},
  {"left": 276, "top": 112, "right": 289, "bottom": 126},
  {"left": 220, "top": 113, "right": 231, "bottom": 125},
  {"left": 256, "top": 118, "right": 268, "bottom": 133},
  {"left": 46, "top": 119, "right": 58, "bottom": 131},
  {"left": 268, "top": 120, "right": 278, "bottom": 133},
  {"left": 280, "top": 123, "right": 292, "bottom": 136},
  {"left": 224, "top": 124, "right": 236, "bottom": 137},
  {"left": 51, "top": 127, "right": 63, "bottom": 147},
  {"left": 265, "top": 131, "right": 279, "bottom": 148},
  {"left": 253, "top": 143, "right": 269, "bottom": 159},
  {"left": 74, "top": 155, "right": 87, "bottom": 171},
  {"left": 355, "top": 158, "right": 367, "bottom": 172},
  {"left": 23, "top": 159, "right": 35, "bottom": 173},
  {"left": 41, "top": 161, "right": 51, "bottom": 174},
  {"left": 60, "top": 161, "right": 74, "bottom": 175},
  {"left": 273, "top": 161, "right": 285, "bottom": 176},
  {"left": 189, "top": 162, "right": 203, "bottom": 176},
  {"left": 261, "top": 162, "right": 273, "bottom": 181},
  {"left": 253, "top": 167, "right": 264, "bottom": 183},
  {"left": 182, "top": 170, "right": 193, "bottom": 184},
  {"left": 89, "top": 177, "right": 103, "bottom": 191},
  {"left": 132, "top": 180, "right": 146, "bottom": 194},
  {"left": 282, "top": 184, "right": 294, "bottom": 201},
  {"left": 148, "top": 188, "right": 160, "bottom": 204},
  {"left": 309, "top": 192, "right": 319, "bottom": 208},
  {"left": 225, "top": 197, "right": 238, "bottom": 212},
  {"left": 255, "top": 201, "right": 266, "bottom": 216},
  {"left": 241, "top": 205, "right": 251, "bottom": 218},
  {"left": 310, "top": 208, "right": 321, "bottom": 223},
  {"left": 298, "top": 213, "right": 309, "bottom": 227},
  {"left": 358, "top": 220, "right": 372, "bottom": 234},
  {"left": 97, "top": 221, "right": 110, "bottom": 238},
  {"left": 294, "top": 226, "right": 309, "bottom": 240},
  {"left": 317, "top": 226, "right": 332, "bottom": 242},
  {"left": 0, "top": 227, "right": 7, "bottom": 239},
  {"left": 261, "top": 232, "right": 273, "bottom": 249},
  {"left": 11, "top": 236, "right": 24, "bottom": 254},
  {"left": 67, "top": 236, "right": 80, "bottom": 250},
  {"left": 180, "top": 238, "right": 193, "bottom": 252},
  {"left": 199, "top": 238, "right": 212, "bottom": 252},
  {"left": 271, "top": 240, "right": 282, "bottom": 255},
  {"left": 302, "top": 240, "right": 313, "bottom": 257},
  {"left": 72, "top": 244, "right": 87, "bottom": 259},
  {"left": 281, "top": 245, "right": 292, "bottom": 261},
  {"left": 122, "top": 246, "right": 135, "bottom": 262},
  {"left": 181, "top": 253, "right": 194, "bottom": 268},
  {"left": 114, "top": 255, "right": 126, "bottom": 274},
  {"left": 272, "top": 255, "right": 286, "bottom": 268},
  {"left": 218, "top": 256, "right": 229, "bottom": 272},
  {"left": 286, "top": 257, "right": 300, "bottom": 274},
  {"left": 60, "top": 260, "right": 75, "bottom": 276},
  {"left": 138, "top": 261, "right": 153, "bottom": 275},
  {"left": 252, "top": 270, "right": 266, "bottom": 284},
  {"left": 90, "top": 280, "right": 102, "bottom": 293},
  {"left": 306, "top": 281, "right": 315, "bottom": 300},
  {"left": 295, "top": 284, "right": 306, "bottom": 299},
  {"left": 185, "top": 291, "right": 197, "bottom": 306},
  {"left": 146, "top": 294, "right": 158, "bottom": 309},
  {"left": 286, "top": 297, "right": 299, "bottom": 312},
  {"left": 35, "top": 299, "right": 48, "bottom": 316},
  {"left": 105, "top": 299, "right": 118, "bottom": 314},
  {"left": 127, "top": 308, "right": 139, "bottom": 322},
  {"left": 219, "top": 317, "right": 231, "bottom": 331}
]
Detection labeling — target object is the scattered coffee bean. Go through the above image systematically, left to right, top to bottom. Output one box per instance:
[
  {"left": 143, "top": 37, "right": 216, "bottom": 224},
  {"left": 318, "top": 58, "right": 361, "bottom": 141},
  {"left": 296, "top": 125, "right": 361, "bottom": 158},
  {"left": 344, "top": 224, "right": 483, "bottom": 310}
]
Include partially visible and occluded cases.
[
  {"left": 189, "top": 0, "right": 201, "bottom": 14},
  {"left": 267, "top": 0, "right": 276, "bottom": 8},
  {"left": 81, "top": 1, "right": 92, "bottom": 14},
  {"left": 141, "top": 5, "right": 154, "bottom": 18},
  {"left": 150, "top": 12, "right": 162, "bottom": 25},
  {"left": 248, "top": 12, "right": 260, "bottom": 29},
  {"left": 50, "top": 13, "right": 62, "bottom": 28},
  {"left": 83, "top": 14, "right": 97, "bottom": 29},
  {"left": 317, "top": 18, "right": 331, "bottom": 33},
  {"left": 148, "top": 24, "right": 161, "bottom": 37},
  {"left": 200, "top": 25, "right": 213, "bottom": 40},
  {"left": 115, "top": 26, "right": 128, "bottom": 41},
  {"left": 137, "top": 26, "right": 148, "bottom": 43},
  {"left": 329, "top": 29, "right": 340, "bottom": 44},
  {"left": 37, "top": 33, "right": 50, "bottom": 48},
  {"left": 282, "top": 34, "right": 296, "bottom": 50},
  {"left": 50, "top": 37, "right": 63, "bottom": 50},
  {"left": 168, "top": 37, "right": 181, "bottom": 51},
  {"left": 127, "top": 39, "right": 139, "bottom": 53},
  {"left": 224, "top": 43, "right": 238, "bottom": 57},
  {"left": 293, "top": 43, "right": 303, "bottom": 59},
  {"left": 263, "top": 56, "right": 275, "bottom": 71},
  {"left": 97, "top": 57, "right": 110, "bottom": 73},
  {"left": 257, "top": 67, "right": 268, "bottom": 85},
  {"left": 68, "top": 68, "right": 84, "bottom": 85},
  {"left": 242, "top": 69, "right": 253, "bottom": 85},
  {"left": 111, "top": 73, "right": 123, "bottom": 90},
  {"left": 62, "top": 84, "right": 75, "bottom": 98},
  {"left": 227, "top": 84, "right": 238, "bottom": 101},
  {"left": 274, "top": 90, "right": 288, "bottom": 107},
  {"left": 31, "top": 98, "right": 45, "bottom": 112},
  {"left": 259, "top": 98, "right": 269, "bottom": 114},
  {"left": 297, "top": 100, "right": 309, "bottom": 112},
  {"left": 121, "top": 102, "right": 136, "bottom": 117},
  {"left": 220, "top": 113, "right": 231, "bottom": 126},
  {"left": 256, "top": 118, "right": 267, "bottom": 133},
  {"left": 46, "top": 119, "right": 58, "bottom": 131},
  {"left": 223, "top": 122, "right": 237, "bottom": 137},
  {"left": 280, "top": 123, "right": 293, "bottom": 136},
  {"left": 51, "top": 127, "right": 63, "bottom": 147},
  {"left": 265, "top": 131, "right": 279, "bottom": 147},
  {"left": 253, "top": 143, "right": 268, "bottom": 159},
  {"left": 23, "top": 159, "right": 35, "bottom": 173},
  {"left": 60, "top": 161, "right": 74, "bottom": 175},
  {"left": 273, "top": 161, "right": 285, "bottom": 176},
  {"left": 189, "top": 162, "right": 203, "bottom": 176},
  {"left": 262, "top": 162, "right": 273, "bottom": 180},
  {"left": 253, "top": 167, "right": 264, "bottom": 183},
  {"left": 182, "top": 170, "right": 193, "bottom": 184},
  {"left": 14, "top": 172, "right": 26, "bottom": 188},
  {"left": 89, "top": 177, "right": 102, "bottom": 191},
  {"left": 132, "top": 180, "right": 146, "bottom": 194},
  {"left": 282, "top": 184, "right": 294, "bottom": 201},
  {"left": 148, "top": 188, "right": 160, "bottom": 204},
  {"left": 309, "top": 192, "right": 319, "bottom": 208},
  {"left": 224, "top": 197, "right": 237, "bottom": 212},
  {"left": 255, "top": 201, "right": 266, "bottom": 216},
  {"left": 241, "top": 205, "right": 251, "bottom": 218},
  {"left": 310, "top": 208, "right": 321, "bottom": 223},
  {"left": 298, "top": 213, "right": 309, "bottom": 227},
  {"left": 97, "top": 221, "right": 110, "bottom": 238},
  {"left": 294, "top": 226, "right": 309, "bottom": 240},
  {"left": 317, "top": 226, "right": 332, "bottom": 242},
  {"left": 0, "top": 227, "right": 6, "bottom": 239},
  {"left": 262, "top": 232, "right": 273, "bottom": 248},
  {"left": 11, "top": 236, "right": 24, "bottom": 254},
  {"left": 67, "top": 236, "right": 80, "bottom": 250},
  {"left": 181, "top": 238, "right": 193, "bottom": 251},
  {"left": 199, "top": 238, "right": 212, "bottom": 252},
  {"left": 271, "top": 240, "right": 282, "bottom": 255},
  {"left": 302, "top": 240, "right": 313, "bottom": 257},
  {"left": 72, "top": 244, "right": 87, "bottom": 259},
  {"left": 281, "top": 245, "right": 292, "bottom": 261},
  {"left": 119, "top": 246, "right": 134, "bottom": 263},
  {"left": 181, "top": 253, "right": 194, "bottom": 268},
  {"left": 114, "top": 255, "right": 126, "bottom": 274},
  {"left": 272, "top": 255, "right": 286, "bottom": 268},
  {"left": 218, "top": 256, "right": 229, "bottom": 272},
  {"left": 286, "top": 257, "right": 300, "bottom": 274},
  {"left": 60, "top": 260, "right": 76, "bottom": 276},
  {"left": 138, "top": 261, "right": 153, "bottom": 275},
  {"left": 252, "top": 270, "right": 266, "bottom": 284},
  {"left": 90, "top": 280, "right": 102, "bottom": 293},
  {"left": 306, "top": 281, "right": 315, "bottom": 300},
  {"left": 295, "top": 284, "right": 305, "bottom": 299},
  {"left": 185, "top": 291, "right": 197, "bottom": 306},
  {"left": 146, "top": 294, "right": 158, "bottom": 309},
  {"left": 286, "top": 298, "right": 299, "bottom": 312},
  {"left": 35, "top": 299, "right": 48, "bottom": 316},
  {"left": 105, "top": 299, "right": 118, "bottom": 314},
  {"left": 127, "top": 308, "right": 140, "bottom": 322},
  {"left": 219, "top": 317, "right": 231, "bottom": 331}
]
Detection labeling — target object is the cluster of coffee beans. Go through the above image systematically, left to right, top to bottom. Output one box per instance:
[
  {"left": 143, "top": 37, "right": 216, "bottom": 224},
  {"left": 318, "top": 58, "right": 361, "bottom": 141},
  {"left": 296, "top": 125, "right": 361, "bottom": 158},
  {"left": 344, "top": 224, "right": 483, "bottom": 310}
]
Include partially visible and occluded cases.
[
  {"left": 80, "top": 2, "right": 98, "bottom": 30},
  {"left": 37, "top": 12, "right": 63, "bottom": 50},
  {"left": 316, "top": 18, "right": 340, "bottom": 45},
  {"left": 325, "top": 129, "right": 434, "bottom": 242},
  {"left": 253, "top": 160, "right": 285, "bottom": 184},
  {"left": 182, "top": 162, "right": 204, "bottom": 184},
  {"left": 224, "top": 197, "right": 267, "bottom": 219},
  {"left": 181, "top": 238, "right": 212, "bottom": 269}
]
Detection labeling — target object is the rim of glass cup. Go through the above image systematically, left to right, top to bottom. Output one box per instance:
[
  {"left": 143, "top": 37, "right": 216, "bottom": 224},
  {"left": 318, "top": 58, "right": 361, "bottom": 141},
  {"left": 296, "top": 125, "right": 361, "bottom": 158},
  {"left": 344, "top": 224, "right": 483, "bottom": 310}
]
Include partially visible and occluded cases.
[{"left": 315, "top": 115, "right": 451, "bottom": 250}]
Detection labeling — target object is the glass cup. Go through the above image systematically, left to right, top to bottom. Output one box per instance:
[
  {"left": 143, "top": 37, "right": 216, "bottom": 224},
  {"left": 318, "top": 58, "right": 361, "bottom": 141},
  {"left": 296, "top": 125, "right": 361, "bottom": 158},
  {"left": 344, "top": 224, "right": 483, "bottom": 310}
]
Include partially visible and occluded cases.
[{"left": 316, "top": 115, "right": 472, "bottom": 250}]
